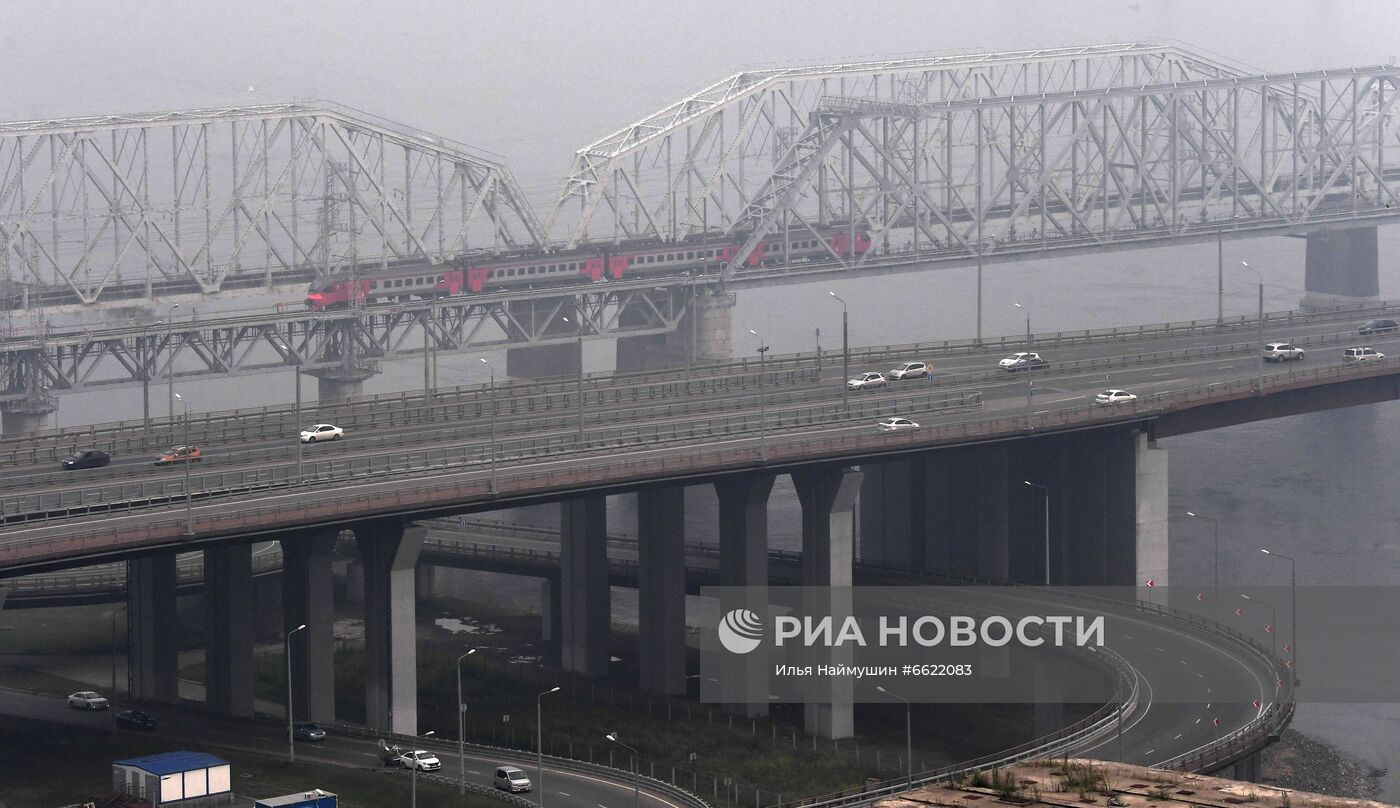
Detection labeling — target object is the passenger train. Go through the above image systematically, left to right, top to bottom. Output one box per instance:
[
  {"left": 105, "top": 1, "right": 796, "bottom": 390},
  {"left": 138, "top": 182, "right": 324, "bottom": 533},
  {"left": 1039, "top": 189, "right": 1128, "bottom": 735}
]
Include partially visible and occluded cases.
[{"left": 304, "top": 227, "right": 873, "bottom": 310}]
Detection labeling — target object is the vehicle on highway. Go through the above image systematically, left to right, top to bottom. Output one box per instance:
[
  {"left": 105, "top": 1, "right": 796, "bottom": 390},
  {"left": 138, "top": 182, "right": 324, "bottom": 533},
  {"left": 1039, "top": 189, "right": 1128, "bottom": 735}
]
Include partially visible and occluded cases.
[
  {"left": 1358, "top": 318, "right": 1399, "bottom": 335},
  {"left": 1262, "top": 342, "right": 1305, "bottom": 362},
  {"left": 1343, "top": 346, "right": 1385, "bottom": 364},
  {"left": 998, "top": 352, "right": 1049, "bottom": 371},
  {"left": 888, "top": 361, "right": 930, "bottom": 381},
  {"left": 846, "top": 372, "right": 887, "bottom": 390},
  {"left": 1095, "top": 389, "right": 1138, "bottom": 405},
  {"left": 876, "top": 417, "right": 920, "bottom": 432},
  {"left": 301, "top": 423, "right": 344, "bottom": 443},
  {"left": 154, "top": 445, "right": 202, "bottom": 466},
  {"left": 62, "top": 449, "right": 111, "bottom": 470},
  {"left": 67, "top": 691, "right": 110, "bottom": 710},
  {"left": 115, "top": 710, "right": 157, "bottom": 730},
  {"left": 293, "top": 721, "right": 326, "bottom": 741},
  {"left": 380, "top": 743, "right": 406, "bottom": 766},
  {"left": 399, "top": 750, "right": 441, "bottom": 771},
  {"left": 494, "top": 766, "right": 532, "bottom": 792}
]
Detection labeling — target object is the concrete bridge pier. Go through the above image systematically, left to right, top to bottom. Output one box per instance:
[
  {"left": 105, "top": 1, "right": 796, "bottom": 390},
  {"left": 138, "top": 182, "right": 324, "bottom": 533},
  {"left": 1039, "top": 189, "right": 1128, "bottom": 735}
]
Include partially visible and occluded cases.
[
  {"left": 1300, "top": 226, "right": 1380, "bottom": 309},
  {"left": 616, "top": 288, "right": 736, "bottom": 370},
  {"left": 505, "top": 299, "right": 582, "bottom": 379},
  {"left": 313, "top": 365, "right": 376, "bottom": 402},
  {"left": 0, "top": 403, "right": 53, "bottom": 437},
  {"left": 794, "top": 466, "right": 863, "bottom": 739},
  {"left": 716, "top": 474, "right": 775, "bottom": 717},
  {"left": 638, "top": 487, "right": 687, "bottom": 694},
  {"left": 561, "top": 496, "right": 610, "bottom": 677},
  {"left": 356, "top": 520, "right": 426, "bottom": 736},
  {"left": 281, "top": 530, "right": 337, "bottom": 723},
  {"left": 204, "top": 543, "right": 254, "bottom": 717},
  {"left": 127, "top": 554, "right": 179, "bottom": 704},
  {"left": 414, "top": 563, "right": 436, "bottom": 603},
  {"left": 540, "top": 574, "right": 562, "bottom": 641},
  {"left": 1224, "top": 751, "right": 1263, "bottom": 783}
]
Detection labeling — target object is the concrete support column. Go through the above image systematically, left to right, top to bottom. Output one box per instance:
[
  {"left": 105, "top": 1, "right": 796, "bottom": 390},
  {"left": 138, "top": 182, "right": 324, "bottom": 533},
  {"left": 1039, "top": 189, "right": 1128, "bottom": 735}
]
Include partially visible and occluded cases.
[
  {"left": 1301, "top": 226, "right": 1379, "bottom": 309},
  {"left": 668, "top": 290, "right": 735, "bottom": 363},
  {"left": 0, "top": 407, "right": 52, "bottom": 437},
  {"left": 1134, "top": 431, "right": 1170, "bottom": 587},
  {"left": 974, "top": 446, "right": 1010, "bottom": 580},
  {"left": 858, "top": 459, "right": 916, "bottom": 567},
  {"left": 794, "top": 466, "right": 863, "bottom": 739},
  {"left": 715, "top": 474, "right": 775, "bottom": 716},
  {"left": 638, "top": 487, "right": 686, "bottom": 694},
  {"left": 561, "top": 496, "right": 610, "bottom": 677},
  {"left": 357, "top": 521, "right": 426, "bottom": 735},
  {"left": 282, "top": 531, "right": 337, "bottom": 723},
  {"left": 204, "top": 543, "right": 254, "bottom": 717},
  {"left": 127, "top": 554, "right": 179, "bottom": 704},
  {"left": 345, "top": 559, "right": 364, "bottom": 605},
  {"left": 414, "top": 564, "right": 436, "bottom": 603},
  {"left": 540, "top": 575, "right": 561, "bottom": 641},
  {"left": 1229, "top": 751, "right": 1264, "bottom": 783}
]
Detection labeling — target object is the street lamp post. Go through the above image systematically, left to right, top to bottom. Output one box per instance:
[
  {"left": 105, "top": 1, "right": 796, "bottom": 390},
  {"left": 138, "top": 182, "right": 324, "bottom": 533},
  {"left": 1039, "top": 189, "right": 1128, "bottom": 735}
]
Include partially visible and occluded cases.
[
  {"left": 1240, "top": 261, "right": 1264, "bottom": 393},
  {"left": 828, "top": 291, "right": 849, "bottom": 412},
  {"left": 1013, "top": 303, "right": 1033, "bottom": 428},
  {"left": 166, "top": 304, "right": 180, "bottom": 422},
  {"left": 563, "top": 314, "right": 585, "bottom": 440},
  {"left": 141, "top": 323, "right": 160, "bottom": 436},
  {"left": 749, "top": 329, "right": 769, "bottom": 462},
  {"left": 275, "top": 340, "right": 304, "bottom": 483},
  {"left": 479, "top": 358, "right": 497, "bottom": 494},
  {"left": 174, "top": 393, "right": 193, "bottom": 534},
  {"left": 1024, "top": 481, "right": 1050, "bottom": 586},
  {"left": 1186, "top": 511, "right": 1220, "bottom": 592},
  {"left": 1261, "top": 548, "right": 1298, "bottom": 683},
  {"left": 1240, "top": 594, "right": 1277, "bottom": 658},
  {"left": 110, "top": 604, "right": 128, "bottom": 728},
  {"left": 285, "top": 623, "right": 306, "bottom": 762},
  {"left": 456, "top": 649, "right": 477, "bottom": 794},
  {"left": 537, "top": 686, "right": 561, "bottom": 808},
  {"left": 876, "top": 686, "right": 913, "bottom": 789},
  {"left": 412, "top": 730, "right": 436, "bottom": 808},
  {"left": 605, "top": 732, "right": 641, "bottom": 808}
]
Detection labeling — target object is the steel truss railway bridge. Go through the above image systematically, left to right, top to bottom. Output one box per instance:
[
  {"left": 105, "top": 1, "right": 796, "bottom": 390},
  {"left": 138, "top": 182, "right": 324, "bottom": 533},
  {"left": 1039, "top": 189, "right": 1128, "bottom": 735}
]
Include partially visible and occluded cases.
[{"left": 5, "top": 42, "right": 1400, "bottom": 433}]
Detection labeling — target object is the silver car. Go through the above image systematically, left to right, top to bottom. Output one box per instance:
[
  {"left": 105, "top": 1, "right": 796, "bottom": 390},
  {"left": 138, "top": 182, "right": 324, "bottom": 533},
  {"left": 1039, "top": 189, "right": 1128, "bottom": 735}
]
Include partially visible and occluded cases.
[
  {"left": 846, "top": 372, "right": 887, "bottom": 390},
  {"left": 876, "top": 417, "right": 920, "bottom": 432},
  {"left": 495, "top": 766, "right": 532, "bottom": 792}
]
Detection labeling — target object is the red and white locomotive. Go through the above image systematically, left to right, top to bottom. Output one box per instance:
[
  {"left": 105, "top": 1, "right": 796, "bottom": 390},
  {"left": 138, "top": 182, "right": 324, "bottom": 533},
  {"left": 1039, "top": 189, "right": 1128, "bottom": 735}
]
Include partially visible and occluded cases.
[{"left": 304, "top": 227, "right": 873, "bottom": 310}]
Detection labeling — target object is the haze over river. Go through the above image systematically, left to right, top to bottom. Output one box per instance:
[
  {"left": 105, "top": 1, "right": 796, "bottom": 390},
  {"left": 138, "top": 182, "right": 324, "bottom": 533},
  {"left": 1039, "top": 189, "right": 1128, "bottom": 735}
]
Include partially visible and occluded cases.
[{"left": 5, "top": 0, "right": 1399, "bottom": 796}]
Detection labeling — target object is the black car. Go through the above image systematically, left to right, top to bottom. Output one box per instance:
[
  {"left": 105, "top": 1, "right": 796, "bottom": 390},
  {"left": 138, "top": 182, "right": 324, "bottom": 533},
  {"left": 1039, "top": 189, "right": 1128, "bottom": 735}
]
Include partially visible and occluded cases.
[
  {"left": 1358, "top": 318, "right": 1399, "bottom": 335},
  {"left": 61, "top": 449, "right": 111, "bottom": 470},
  {"left": 115, "top": 710, "right": 157, "bottom": 730},
  {"left": 293, "top": 721, "right": 327, "bottom": 741}
]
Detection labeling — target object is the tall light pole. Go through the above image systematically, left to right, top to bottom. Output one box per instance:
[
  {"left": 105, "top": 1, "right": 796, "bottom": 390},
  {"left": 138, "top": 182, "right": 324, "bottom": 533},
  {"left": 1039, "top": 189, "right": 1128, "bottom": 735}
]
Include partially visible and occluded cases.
[
  {"left": 1240, "top": 261, "right": 1264, "bottom": 393},
  {"left": 828, "top": 291, "right": 849, "bottom": 412},
  {"left": 1013, "top": 302, "right": 1033, "bottom": 428},
  {"left": 166, "top": 303, "right": 180, "bottom": 422},
  {"left": 423, "top": 308, "right": 433, "bottom": 410},
  {"left": 563, "top": 314, "right": 585, "bottom": 440},
  {"left": 142, "top": 322, "right": 160, "bottom": 436},
  {"left": 749, "top": 329, "right": 769, "bottom": 462},
  {"left": 276, "top": 340, "right": 304, "bottom": 484},
  {"left": 479, "top": 358, "right": 497, "bottom": 494},
  {"left": 174, "top": 393, "right": 193, "bottom": 534},
  {"left": 1024, "top": 481, "right": 1050, "bottom": 585},
  {"left": 1186, "top": 511, "right": 1220, "bottom": 592},
  {"left": 1261, "top": 548, "right": 1298, "bottom": 683},
  {"left": 1240, "top": 594, "right": 1277, "bottom": 658},
  {"left": 110, "top": 604, "right": 128, "bottom": 729},
  {"left": 285, "top": 623, "right": 306, "bottom": 762},
  {"left": 456, "top": 648, "right": 477, "bottom": 794},
  {"left": 537, "top": 686, "right": 560, "bottom": 808},
  {"left": 876, "top": 686, "right": 913, "bottom": 789},
  {"left": 412, "top": 730, "right": 436, "bottom": 808},
  {"left": 605, "top": 732, "right": 640, "bottom": 808}
]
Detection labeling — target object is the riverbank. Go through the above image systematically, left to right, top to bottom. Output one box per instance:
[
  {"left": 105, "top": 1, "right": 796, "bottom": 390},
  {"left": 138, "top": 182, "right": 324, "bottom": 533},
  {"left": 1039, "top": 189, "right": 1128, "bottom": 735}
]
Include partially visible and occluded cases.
[{"left": 1263, "top": 729, "right": 1385, "bottom": 801}]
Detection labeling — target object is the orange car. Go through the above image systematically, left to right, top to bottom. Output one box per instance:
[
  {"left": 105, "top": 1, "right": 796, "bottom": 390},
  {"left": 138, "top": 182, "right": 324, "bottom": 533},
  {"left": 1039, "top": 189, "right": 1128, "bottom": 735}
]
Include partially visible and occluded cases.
[{"left": 154, "top": 445, "right": 202, "bottom": 466}]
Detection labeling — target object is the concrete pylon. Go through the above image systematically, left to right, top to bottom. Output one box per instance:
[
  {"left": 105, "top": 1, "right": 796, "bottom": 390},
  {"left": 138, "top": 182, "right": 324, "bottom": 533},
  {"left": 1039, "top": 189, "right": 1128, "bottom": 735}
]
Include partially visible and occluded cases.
[
  {"left": 1301, "top": 226, "right": 1379, "bottom": 309},
  {"left": 505, "top": 298, "right": 582, "bottom": 379},
  {"left": 1134, "top": 431, "right": 1169, "bottom": 588},
  {"left": 794, "top": 466, "right": 863, "bottom": 739},
  {"left": 715, "top": 474, "right": 775, "bottom": 717},
  {"left": 638, "top": 487, "right": 687, "bottom": 694},
  {"left": 561, "top": 496, "right": 610, "bottom": 677},
  {"left": 356, "top": 520, "right": 426, "bottom": 735},
  {"left": 282, "top": 530, "right": 337, "bottom": 723},
  {"left": 204, "top": 543, "right": 255, "bottom": 717},
  {"left": 127, "top": 554, "right": 179, "bottom": 704}
]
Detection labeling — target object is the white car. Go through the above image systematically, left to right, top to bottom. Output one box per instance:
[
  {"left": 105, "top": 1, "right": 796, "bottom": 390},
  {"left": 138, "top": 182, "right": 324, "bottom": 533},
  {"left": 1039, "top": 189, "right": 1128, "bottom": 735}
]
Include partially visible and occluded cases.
[
  {"left": 1262, "top": 342, "right": 1305, "bottom": 362},
  {"left": 1343, "top": 346, "right": 1385, "bottom": 364},
  {"left": 999, "top": 352, "right": 1048, "bottom": 371},
  {"left": 888, "top": 361, "right": 931, "bottom": 381},
  {"left": 846, "top": 372, "right": 887, "bottom": 390},
  {"left": 1095, "top": 389, "right": 1138, "bottom": 405},
  {"left": 876, "top": 417, "right": 920, "bottom": 432},
  {"left": 300, "top": 423, "right": 344, "bottom": 443},
  {"left": 68, "top": 691, "right": 110, "bottom": 710},
  {"left": 399, "top": 750, "right": 441, "bottom": 771},
  {"left": 494, "top": 766, "right": 532, "bottom": 792}
]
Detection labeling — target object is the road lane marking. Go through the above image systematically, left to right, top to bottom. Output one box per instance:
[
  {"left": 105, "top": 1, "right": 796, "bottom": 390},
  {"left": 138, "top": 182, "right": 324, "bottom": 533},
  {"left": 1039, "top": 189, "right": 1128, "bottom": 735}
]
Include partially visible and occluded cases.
[{"left": 1173, "top": 733, "right": 1183, "bottom": 740}]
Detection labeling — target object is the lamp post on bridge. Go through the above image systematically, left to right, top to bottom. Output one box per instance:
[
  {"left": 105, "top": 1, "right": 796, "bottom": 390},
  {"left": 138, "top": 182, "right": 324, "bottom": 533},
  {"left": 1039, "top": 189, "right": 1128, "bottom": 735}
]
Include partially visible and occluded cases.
[
  {"left": 1239, "top": 261, "right": 1264, "bottom": 394},
  {"left": 829, "top": 291, "right": 849, "bottom": 412},
  {"left": 1013, "top": 302, "right": 1032, "bottom": 429},
  {"left": 165, "top": 303, "right": 180, "bottom": 423},
  {"left": 562, "top": 313, "right": 586, "bottom": 442},
  {"left": 749, "top": 329, "right": 769, "bottom": 462},
  {"left": 275, "top": 339, "right": 304, "bottom": 484},
  {"left": 479, "top": 358, "right": 497, "bottom": 494},
  {"left": 174, "top": 393, "right": 193, "bottom": 535},
  {"left": 1023, "top": 481, "right": 1050, "bottom": 586},
  {"left": 1186, "top": 511, "right": 1220, "bottom": 593},
  {"left": 1260, "top": 548, "right": 1298, "bottom": 684},
  {"left": 1240, "top": 594, "right": 1277, "bottom": 659},
  {"left": 285, "top": 623, "right": 306, "bottom": 763},
  {"left": 456, "top": 648, "right": 476, "bottom": 794},
  {"left": 876, "top": 685, "right": 913, "bottom": 789},
  {"left": 537, "top": 686, "right": 561, "bottom": 808},
  {"left": 411, "top": 730, "right": 436, "bottom": 808},
  {"left": 605, "top": 732, "right": 640, "bottom": 808}
]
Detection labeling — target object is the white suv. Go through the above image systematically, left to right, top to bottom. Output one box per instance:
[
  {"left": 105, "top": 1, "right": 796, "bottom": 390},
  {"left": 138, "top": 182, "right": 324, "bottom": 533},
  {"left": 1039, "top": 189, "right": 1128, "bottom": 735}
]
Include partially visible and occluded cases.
[
  {"left": 1262, "top": 342, "right": 1305, "bottom": 362},
  {"left": 1343, "top": 346, "right": 1385, "bottom": 364},
  {"left": 888, "top": 361, "right": 930, "bottom": 380},
  {"left": 495, "top": 767, "right": 532, "bottom": 792}
]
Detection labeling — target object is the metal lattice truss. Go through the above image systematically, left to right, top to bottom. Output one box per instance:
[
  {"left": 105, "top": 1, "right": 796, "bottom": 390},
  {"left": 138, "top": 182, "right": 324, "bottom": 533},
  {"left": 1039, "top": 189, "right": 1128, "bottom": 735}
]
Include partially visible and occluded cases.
[
  {"left": 548, "top": 42, "right": 1400, "bottom": 279},
  {"left": 0, "top": 102, "right": 547, "bottom": 305},
  {"left": 0, "top": 282, "right": 698, "bottom": 400}
]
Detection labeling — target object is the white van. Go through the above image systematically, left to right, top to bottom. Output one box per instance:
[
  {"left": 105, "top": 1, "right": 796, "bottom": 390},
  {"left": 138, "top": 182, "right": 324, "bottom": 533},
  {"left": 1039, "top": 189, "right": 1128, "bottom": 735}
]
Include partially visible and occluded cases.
[{"left": 495, "top": 766, "right": 532, "bottom": 792}]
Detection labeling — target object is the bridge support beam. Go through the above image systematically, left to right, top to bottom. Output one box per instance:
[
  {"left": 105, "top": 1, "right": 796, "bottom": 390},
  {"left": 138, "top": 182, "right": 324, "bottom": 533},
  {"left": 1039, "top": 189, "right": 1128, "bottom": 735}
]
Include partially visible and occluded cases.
[
  {"left": 1301, "top": 227, "right": 1379, "bottom": 309},
  {"left": 616, "top": 289, "right": 735, "bottom": 370},
  {"left": 505, "top": 298, "right": 582, "bottom": 379},
  {"left": 314, "top": 368, "right": 373, "bottom": 402},
  {"left": 0, "top": 406, "right": 52, "bottom": 437},
  {"left": 1134, "top": 431, "right": 1170, "bottom": 588},
  {"left": 794, "top": 466, "right": 863, "bottom": 739},
  {"left": 716, "top": 474, "right": 776, "bottom": 717},
  {"left": 638, "top": 487, "right": 687, "bottom": 694},
  {"left": 561, "top": 496, "right": 610, "bottom": 677},
  {"left": 357, "top": 520, "right": 425, "bottom": 735},
  {"left": 282, "top": 530, "right": 337, "bottom": 723},
  {"left": 204, "top": 543, "right": 254, "bottom": 717},
  {"left": 127, "top": 554, "right": 179, "bottom": 704},
  {"left": 415, "top": 563, "right": 436, "bottom": 603},
  {"left": 540, "top": 575, "right": 561, "bottom": 641},
  {"left": 1225, "top": 751, "right": 1263, "bottom": 783}
]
